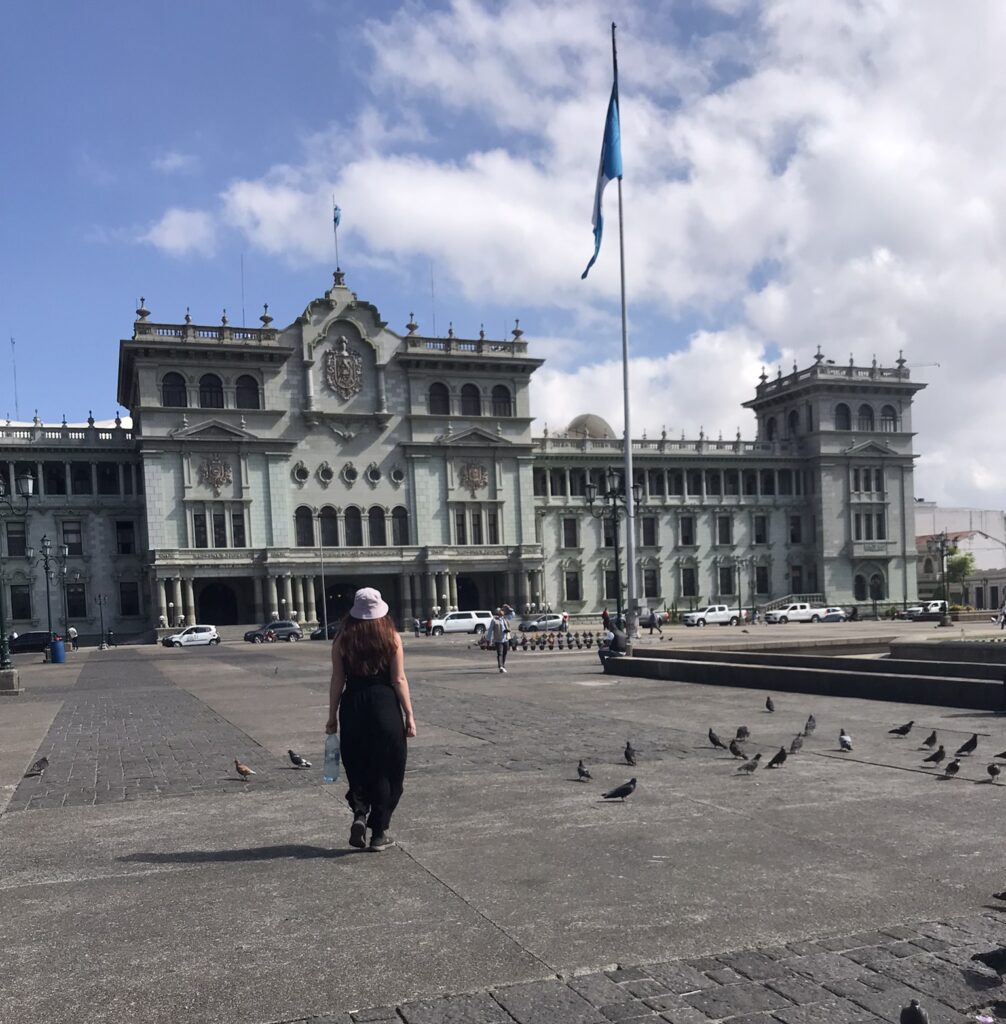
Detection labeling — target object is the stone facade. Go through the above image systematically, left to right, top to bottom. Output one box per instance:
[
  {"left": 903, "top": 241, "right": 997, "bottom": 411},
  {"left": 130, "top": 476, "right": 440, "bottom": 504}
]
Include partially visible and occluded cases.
[{"left": 0, "top": 274, "right": 928, "bottom": 636}]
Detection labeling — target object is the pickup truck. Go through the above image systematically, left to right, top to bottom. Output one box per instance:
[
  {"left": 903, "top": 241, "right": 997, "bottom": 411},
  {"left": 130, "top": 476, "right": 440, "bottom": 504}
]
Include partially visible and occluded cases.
[
  {"left": 906, "top": 600, "right": 948, "bottom": 621},
  {"left": 764, "top": 603, "right": 827, "bottom": 624},
  {"left": 682, "top": 605, "right": 746, "bottom": 627}
]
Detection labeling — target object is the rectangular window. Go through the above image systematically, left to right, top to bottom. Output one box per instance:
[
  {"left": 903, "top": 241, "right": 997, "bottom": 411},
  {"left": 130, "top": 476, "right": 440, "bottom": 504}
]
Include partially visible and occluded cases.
[
  {"left": 43, "top": 462, "right": 67, "bottom": 495},
  {"left": 97, "top": 462, "right": 119, "bottom": 496},
  {"left": 70, "top": 463, "right": 92, "bottom": 495},
  {"left": 123, "top": 466, "right": 134, "bottom": 495},
  {"left": 874, "top": 467, "right": 883, "bottom": 493},
  {"left": 852, "top": 468, "right": 861, "bottom": 493},
  {"left": 647, "top": 469, "right": 665, "bottom": 496},
  {"left": 686, "top": 469, "right": 703, "bottom": 496},
  {"left": 778, "top": 469, "right": 793, "bottom": 495},
  {"left": 533, "top": 470, "right": 547, "bottom": 497},
  {"left": 549, "top": 470, "right": 567, "bottom": 496},
  {"left": 569, "top": 470, "right": 587, "bottom": 497},
  {"left": 724, "top": 470, "right": 740, "bottom": 496},
  {"left": 743, "top": 470, "right": 758, "bottom": 496},
  {"left": 760, "top": 470, "right": 775, "bottom": 495},
  {"left": 669, "top": 471, "right": 684, "bottom": 496},
  {"left": 705, "top": 471, "right": 722, "bottom": 496},
  {"left": 454, "top": 509, "right": 467, "bottom": 546},
  {"left": 213, "top": 510, "right": 227, "bottom": 548},
  {"left": 487, "top": 510, "right": 499, "bottom": 545},
  {"left": 232, "top": 511, "right": 246, "bottom": 548},
  {"left": 193, "top": 512, "right": 208, "bottom": 548},
  {"left": 854, "top": 513, "right": 862, "bottom": 541},
  {"left": 876, "top": 513, "right": 886, "bottom": 540},
  {"left": 470, "top": 514, "right": 483, "bottom": 546},
  {"left": 864, "top": 514, "right": 874, "bottom": 541},
  {"left": 680, "top": 515, "right": 695, "bottom": 546},
  {"left": 753, "top": 515, "right": 768, "bottom": 545},
  {"left": 789, "top": 515, "right": 802, "bottom": 543},
  {"left": 641, "top": 516, "right": 657, "bottom": 547},
  {"left": 716, "top": 516, "right": 732, "bottom": 545},
  {"left": 562, "top": 517, "right": 578, "bottom": 549},
  {"left": 602, "top": 519, "right": 615, "bottom": 548},
  {"left": 62, "top": 520, "right": 83, "bottom": 556},
  {"left": 5, "top": 521, "right": 26, "bottom": 557},
  {"left": 115, "top": 521, "right": 135, "bottom": 555},
  {"left": 755, "top": 564, "right": 769, "bottom": 595},
  {"left": 790, "top": 565, "right": 804, "bottom": 592},
  {"left": 681, "top": 566, "right": 698, "bottom": 598},
  {"left": 719, "top": 566, "right": 735, "bottom": 595},
  {"left": 643, "top": 568, "right": 659, "bottom": 598},
  {"left": 604, "top": 570, "right": 619, "bottom": 600},
  {"left": 564, "top": 571, "right": 582, "bottom": 602},
  {"left": 119, "top": 581, "right": 140, "bottom": 617},
  {"left": 66, "top": 583, "right": 87, "bottom": 618},
  {"left": 9, "top": 584, "right": 31, "bottom": 619}
]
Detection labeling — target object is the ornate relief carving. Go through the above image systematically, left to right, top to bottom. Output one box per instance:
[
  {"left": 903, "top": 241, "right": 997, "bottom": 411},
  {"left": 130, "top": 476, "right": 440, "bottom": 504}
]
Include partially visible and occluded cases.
[
  {"left": 323, "top": 336, "right": 363, "bottom": 400},
  {"left": 197, "top": 454, "right": 232, "bottom": 496},
  {"left": 292, "top": 461, "right": 310, "bottom": 486},
  {"left": 317, "top": 461, "right": 334, "bottom": 487},
  {"left": 457, "top": 461, "right": 489, "bottom": 498}
]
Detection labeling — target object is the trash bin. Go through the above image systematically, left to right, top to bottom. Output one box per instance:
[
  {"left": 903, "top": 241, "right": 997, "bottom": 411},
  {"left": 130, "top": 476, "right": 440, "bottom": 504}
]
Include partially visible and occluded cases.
[{"left": 49, "top": 639, "right": 66, "bottom": 664}]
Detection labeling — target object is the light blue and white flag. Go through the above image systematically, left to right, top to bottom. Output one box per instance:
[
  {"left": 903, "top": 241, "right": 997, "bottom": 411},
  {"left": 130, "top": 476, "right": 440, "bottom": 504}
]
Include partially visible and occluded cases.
[
  {"left": 581, "top": 84, "right": 622, "bottom": 280},
  {"left": 333, "top": 204, "right": 342, "bottom": 227}
]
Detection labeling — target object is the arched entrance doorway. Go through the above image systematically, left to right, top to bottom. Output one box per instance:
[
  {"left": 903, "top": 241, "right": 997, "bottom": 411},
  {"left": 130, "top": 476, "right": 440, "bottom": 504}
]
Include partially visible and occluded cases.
[
  {"left": 457, "top": 576, "right": 480, "bottom": 610},
  {"left": 198, "top": 581, "right": 239, "bottom": 625}
]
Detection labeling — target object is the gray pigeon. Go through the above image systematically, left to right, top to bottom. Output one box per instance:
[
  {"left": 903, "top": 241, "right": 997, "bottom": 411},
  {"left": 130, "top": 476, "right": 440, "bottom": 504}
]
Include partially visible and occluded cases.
[
  {"left": 765, "top": 696, "right": 775, "bottom": 713},
  {"left": 803, "top": 714, "right": 816, "bottom": 735},
  {"left": 888, "top": 720, "right": 913, "bottom": 737},
  {"left": 735, "top": 726, "right": 750, "bottom": 741},
  {"left": 708, "top": 728, "right": 727, "bottom": 750},
  {"left": 839, "top": 729, "right": 853, "bottom": 751},
  {"left": 920, "top": 730, "right": 937, "bottom": 749},
  {"left": 954, "top": 733, "right": 978, "bottom": 757},
  {"left": 789, "top": 734, "right": 804, "bottom": 754},
  {"left": 729, "top": 739, "right": 748, "bottom": 760},
  {"left": 624, "top": 741, "right": 637, "bottom": 766},
  {"left": 922, "top": 745, "right": 945, "bottom": 765},
  {"left": 766, "top": 746, "right": 787, "bottom": 769},
  {"left": 995, "top": 749, "right": 1006, "bottom": 760},
  {"left": 288, "top": 750, "right": 312, "bottom": 768},
  {"left": 737, "top": 752, "right": 762, "bottom": 774},
  {"left": 25, "top": 756, "right": 49, "bottom": 777},
  {"left": 943, "top": 758, "right": 960, "bottom": 778},
  {"left": 577, "top": 759, "right": 592, "bottom": 781},
  {"left": 988, "top": 763, "right": 1001, "bottom": 783},
  {"left": 603, "top": 778, "right": 636, "bottom": 801},
  {"left": 971, "top": 947, "right": 1006, "bottom": 975},
  {"left": 899, "top": 999, "right": 929, "bottom": 1024}
]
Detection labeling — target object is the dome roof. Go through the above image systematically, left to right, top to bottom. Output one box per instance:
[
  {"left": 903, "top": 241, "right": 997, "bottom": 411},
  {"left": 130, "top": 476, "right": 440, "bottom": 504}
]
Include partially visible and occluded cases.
[{"left": 566, "top": 413, "right": 616, "bottom": 439}]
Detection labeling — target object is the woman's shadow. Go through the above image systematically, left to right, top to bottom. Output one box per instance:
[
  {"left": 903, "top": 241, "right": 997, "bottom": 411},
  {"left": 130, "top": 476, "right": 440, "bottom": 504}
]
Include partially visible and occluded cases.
[{"left": 118, "top": 844, "right": 358, "bottom": 864}]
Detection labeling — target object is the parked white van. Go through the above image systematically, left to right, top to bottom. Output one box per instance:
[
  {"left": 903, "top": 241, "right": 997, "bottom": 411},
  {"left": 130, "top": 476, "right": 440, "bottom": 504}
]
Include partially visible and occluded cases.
[{"left": 429, "top": 610, "right": 493, "bottom": 635}]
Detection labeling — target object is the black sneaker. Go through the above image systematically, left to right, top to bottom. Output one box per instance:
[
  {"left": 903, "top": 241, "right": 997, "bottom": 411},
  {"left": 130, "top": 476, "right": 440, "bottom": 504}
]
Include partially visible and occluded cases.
[
  {"left": 349, "top": 819, "right": 367, "bottom": 849},
  {"left": 369, "top": 832, "right": 395, "bottom": 852}
]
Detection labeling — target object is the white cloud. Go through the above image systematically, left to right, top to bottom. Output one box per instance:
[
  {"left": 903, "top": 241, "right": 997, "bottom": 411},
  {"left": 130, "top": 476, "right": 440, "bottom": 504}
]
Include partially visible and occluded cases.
[
  {"left": 152, "top": 150, "right": 200, "bottom": 175},
  {"left": 141, "top": 208, "right": 217, "bottom": 256}
]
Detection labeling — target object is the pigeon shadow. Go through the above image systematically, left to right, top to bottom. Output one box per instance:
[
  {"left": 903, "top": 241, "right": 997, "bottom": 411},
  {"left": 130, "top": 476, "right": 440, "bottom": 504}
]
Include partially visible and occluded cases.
[{"left": 118, "top": 844, "right": 358, "bottom": 864}]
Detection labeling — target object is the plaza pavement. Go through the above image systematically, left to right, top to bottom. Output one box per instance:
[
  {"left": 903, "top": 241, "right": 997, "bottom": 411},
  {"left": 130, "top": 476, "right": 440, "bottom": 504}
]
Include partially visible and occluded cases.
[{"left": 0, "top": 622, "right": 1004, "bottom": 1024}]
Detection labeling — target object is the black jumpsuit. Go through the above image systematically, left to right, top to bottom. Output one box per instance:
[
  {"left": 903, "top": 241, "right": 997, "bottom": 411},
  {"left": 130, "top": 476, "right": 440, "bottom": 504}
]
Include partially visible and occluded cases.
[{"left": 338, "top": 664, "right": 407, "bottom": 834}]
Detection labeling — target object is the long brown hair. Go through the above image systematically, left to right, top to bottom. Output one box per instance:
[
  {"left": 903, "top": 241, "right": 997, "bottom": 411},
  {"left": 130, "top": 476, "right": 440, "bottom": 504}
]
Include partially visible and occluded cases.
[{"left": 336, "top": 615, "right": 399, "bottom": 676}]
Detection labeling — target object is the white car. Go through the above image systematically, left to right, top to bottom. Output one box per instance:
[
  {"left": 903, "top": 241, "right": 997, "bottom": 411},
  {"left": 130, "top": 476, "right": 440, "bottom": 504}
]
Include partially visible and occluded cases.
[
  {"left": 906, "top": 600, "right": 948, "bottom": 620},
  {"left": 764, "top": 603, "right": 827, "bottom": 624},
  {"left": 682, "top": 605, "right": 746, "bottom": 627},
  {"left": 429, "top": 610, "right": 493, "bottom": 636},
  {"left": 162, "top": 624, "right": 220, "bottom": 647}
]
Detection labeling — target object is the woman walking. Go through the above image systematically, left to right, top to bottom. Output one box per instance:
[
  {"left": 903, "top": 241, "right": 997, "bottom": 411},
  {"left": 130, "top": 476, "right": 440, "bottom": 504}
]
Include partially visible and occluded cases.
[{"left": 326, "top": 587, "right": 417, "bottom": 851}]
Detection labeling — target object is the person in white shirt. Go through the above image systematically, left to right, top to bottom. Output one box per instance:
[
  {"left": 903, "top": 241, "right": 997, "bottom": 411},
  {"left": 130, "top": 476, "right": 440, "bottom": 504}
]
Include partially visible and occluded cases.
[
  {"left": 485, "top": 608, "right": 511, "bottom": 673},
  {"left": 67, "top": 625, "right": 79, "bottom": 651}
]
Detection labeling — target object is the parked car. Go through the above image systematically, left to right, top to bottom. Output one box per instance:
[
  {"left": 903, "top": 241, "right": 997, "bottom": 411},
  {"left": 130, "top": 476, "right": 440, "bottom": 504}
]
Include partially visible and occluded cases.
[
  {"left": 906, "top": 600, "right": 948, "bottom": 621},
  {"left": 764, "top": 603, "right": 827, "bottom": 624},
  {"left": 682, "top": 605, "right": 746, "bottom": 627},
  {"left": 820, "top": 607, "right": 847, "bottom": 622},
  {"left": 428, "top": 610, "right": 493, "bottom": 636},
  {"left": 518, "top": 613, "right": 565, "bottom": 632},
  {"left": 244, "top": 620, "right": 303, "bottom": 643},
  {"left": 310, "top": 622, "right": 339, "bottom": 640},
  {"left": 162, "top": 624, "right": 220, "bottom": 647},
  {"left": 8, "top": 630, "right": 60, "bottom": 654}
]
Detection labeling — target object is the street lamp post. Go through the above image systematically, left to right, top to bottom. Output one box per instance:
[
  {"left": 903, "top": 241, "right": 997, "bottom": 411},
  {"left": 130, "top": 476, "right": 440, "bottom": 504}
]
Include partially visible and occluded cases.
[
  {"left": 0, "top": 469, "right": 35, "bottom": 671},
  {"left": 585, "top": 470, "right": 642, "bottom": 622},
  {"left": 315, "top": 510, "right": 330, "bottom": 639},
  {"left": 926, "top": 530, "right": 954, "bottom": 627},
  {"left": 29, "top": 535, "right": 68, "bottom": 643},
  {"left": 95, "top": 593, "right": 109, "bottom": 650}
]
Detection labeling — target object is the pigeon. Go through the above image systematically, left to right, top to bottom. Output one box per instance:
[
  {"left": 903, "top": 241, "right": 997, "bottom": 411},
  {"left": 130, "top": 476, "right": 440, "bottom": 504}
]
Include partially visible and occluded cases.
[
  {"left": 765, "top": 696, "right": 775, "bottom": 713},
  {"left": 803, "top": 714, "right": 817, "bottom": 736},
  {"left": 889, "top": 720, "right": 914, "bottom": 737},
  {"left": 735, "top": 726, "right": 751, "bottom": 741},
  {"left": 708, "top": 728, "right": 728, "bottom": 750},
  {"left": 839, "top": 729, "right": 853, "bottom": 751},
  {"left": 920, "top": 730, "right": 937, "bottom": 749},
  {"left": 954, "top": 733, "right": 978, "bottom": 757},
  {"left": 789, "top": 734, "right": 804, "bottom": 754},
  {"left": 728, "top": 739, "right": 748, "bottom": 760},
  {"left": 624, "top": 741, "right": 637, "bottom": 766},
  {"left": 922, "top": 745, "right": 946, "bottom": 765},
  {"left": 766, "top": 746, "right": 787, "bottom": 769},
  {"left": 996, "top": 749, "right": 1006, "bottom": 760},
  {"left": 288, "top": 750, "right": 312, "bottom": 769},
  {"left": 737, "top": 753, "right": 762, "bottom": 774},
  {"left": 25, "top": 756, "right": 49, "bottom": 777},
  {"left": 943, "top": 758, "right": 960, "bottom": 778},
  {"left": 234, "top": 759, "right": 256, "bottom": 780},
  {"left": 577, "top": 759, "right": 592, "bottom": 781},
  {"left": 988, "top": 763, "right": 1001, "bottom": 783},
  {"left": 603, "top": 778, "right": 636, "bottom": 801},
  {"left": 992, "top": 890, "right": 1006, "bottom": 901},
  {"left": 971, "top": 947, "right": 1006, "bottom": 976},
  {"left": 899, "top": 999, "right": 929, "bottom": 1024}
]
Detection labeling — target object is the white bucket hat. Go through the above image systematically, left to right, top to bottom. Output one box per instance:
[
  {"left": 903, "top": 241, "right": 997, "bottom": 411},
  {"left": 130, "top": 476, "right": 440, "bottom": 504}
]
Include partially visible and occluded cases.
[{"left": 349, "top": 587, "right": 389, "bottom": 620}]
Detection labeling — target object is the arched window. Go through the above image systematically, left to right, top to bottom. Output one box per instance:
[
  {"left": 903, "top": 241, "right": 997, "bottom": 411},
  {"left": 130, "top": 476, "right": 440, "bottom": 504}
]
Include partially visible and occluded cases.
[
  {"left": 161, "top": 372, "right": 187, "bottom": 408},
  {"left": 199, "top": 374, "right": 224, "bottom": 409},
  {"left": 235, "top": 375, "right": 260, "bottom": 410},
  {"left": 428, "top": 382, "right": 450, "bottom": 415},
  {"left": 460, "top": 383, "right": 482, "bottom": 416},
  {"left": 491, "top": 385, "right": 513, "bottom": 417},
  {"left": 835, "top": 403, "right": 851, "bottom": 430},
  {"left": 857, "top": 404, "right": 875, "bottom": 431},
  {"left": 880, "top": 404, "right": 897, "bottom": 431},
  {"left": 765, "top": 417, "right": 777, "bottom": 441},
  {"left": 294, "top": 506, "right": 314, "bottom": 547},
  {"left": 320, "top": 506, "right": 338, "bottom": 546},
  {"left": 344, "top": 506, "right": 363, "bottom": 546},
  {"left": 368, "top": 506, "right": 387, "bottom": 546},
  {"left": 392, "top": 506, "right": 409, "bottom": 545},
  {"left": 923, "top": 558, "right": 934, "bottom": 575},
  {"left": 869, "top": 573, "right": 885, "bottom": 601},
  {"left": 854, "top": 574, "right": 868, "bottom": 601}
]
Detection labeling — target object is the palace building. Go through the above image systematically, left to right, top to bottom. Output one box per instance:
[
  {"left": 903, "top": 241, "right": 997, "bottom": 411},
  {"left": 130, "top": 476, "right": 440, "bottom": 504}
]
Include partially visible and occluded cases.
[{"left": 0, "top": 272, "right": 926, "bottom": 638}]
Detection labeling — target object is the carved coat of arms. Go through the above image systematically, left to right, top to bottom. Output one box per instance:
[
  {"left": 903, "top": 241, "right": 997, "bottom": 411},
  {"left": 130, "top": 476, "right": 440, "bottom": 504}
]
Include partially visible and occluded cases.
[
  {"left": 324, "top": 336, "right": 363, "bottom": 400},
  {"left": 197, "top": 454, "right": 232, "bottom": 496},
  {"left": 458, "top": 462, "right": 489, "bottom": 498}
]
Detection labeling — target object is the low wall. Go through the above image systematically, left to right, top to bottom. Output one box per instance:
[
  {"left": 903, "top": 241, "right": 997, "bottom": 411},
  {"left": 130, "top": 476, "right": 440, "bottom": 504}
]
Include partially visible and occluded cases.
[
  {"left": 889, "top": 641, "right": 1006, "bottom": 665},
  {"left": 606, "top": 656, "right": 1006, "bottom": 711}
]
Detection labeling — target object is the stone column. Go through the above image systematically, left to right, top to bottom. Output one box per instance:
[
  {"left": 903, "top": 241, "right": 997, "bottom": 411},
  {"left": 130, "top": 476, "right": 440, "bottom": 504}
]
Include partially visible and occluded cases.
[
  {"left": 90, "top": 462, "right": 98, "bottom": 495},
  {"left": 425, "top": 572, "right": 436, "bottom": 617},
  {"left": 449, "top": 572, "right": 459, "bottom": 611},
  {"left": 401, "top": 573, "right": 413, "bottom": 624},
  {"left": 281, "top": 575, "right": 293, "bottom": 620},
  {"left": 253, "top": 576, "right": 264, "bottom": 624},
  {"left": 266, "top": 576, "right": 279, "bottom": 620},
  {"left": 303, "top": 576, "right": 317, "bottom": 624},
  {"left": 292, "top": 577, "right": 304, "bottom": 624},
  {"left": 171, "top": 578, "right": 183, "bottom": 626},
  {"left": 157, "top": 579, "right": 168, "bottom": 625},
  {"left": 183, "top": 579, "right": 196, "bottom": 624}
]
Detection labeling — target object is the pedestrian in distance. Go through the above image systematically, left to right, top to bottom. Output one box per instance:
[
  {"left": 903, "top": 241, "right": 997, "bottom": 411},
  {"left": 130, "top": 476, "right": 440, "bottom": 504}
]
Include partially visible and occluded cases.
[
  {"left": 327, "top": 587, "right": 417, "bottom": 853},
  {"left": 486, "top": 608, "right": 511, "bottom": 673},
  {"left": 601, "top": 608, "right": 611, "bottom": 632},
  {"left": 648, "top": 610, "right": 663, "bottom": 635},
  {"left": 425, "top": 615, "right": 432, "bottom": 637},
  {"left": 598, "top": 616, "right": 629, "bottom": 668},
  {"left": 412, "top": 617, "right": 421, "bottom": 638},
  {"left": 67, "top": 625, "right": 79, "bottom": 651}
]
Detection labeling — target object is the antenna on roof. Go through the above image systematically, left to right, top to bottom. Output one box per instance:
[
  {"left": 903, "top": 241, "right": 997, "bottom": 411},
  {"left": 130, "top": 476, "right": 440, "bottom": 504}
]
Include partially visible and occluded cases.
[{"left": 10, "top": 336, "right": 19, "bottom": 420}]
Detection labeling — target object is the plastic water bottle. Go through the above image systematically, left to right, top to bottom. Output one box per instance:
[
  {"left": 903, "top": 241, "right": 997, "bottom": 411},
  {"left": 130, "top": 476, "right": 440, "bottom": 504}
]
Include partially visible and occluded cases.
[{"left": 322, "top": 733, "right": 341, "bottom": 783}]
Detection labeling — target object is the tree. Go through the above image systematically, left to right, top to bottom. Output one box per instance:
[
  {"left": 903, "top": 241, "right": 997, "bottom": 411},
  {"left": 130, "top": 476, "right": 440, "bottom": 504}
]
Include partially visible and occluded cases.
[{"left": 946, "top": 551, "right": 976, "bottom": 604}]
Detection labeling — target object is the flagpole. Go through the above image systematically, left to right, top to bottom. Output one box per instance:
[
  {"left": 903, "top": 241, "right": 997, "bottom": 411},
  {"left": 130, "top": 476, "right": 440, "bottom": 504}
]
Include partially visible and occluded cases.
[
  {"left": 612, "top": 22, "right": 638, "bottom": 633},
  {"left": 332, "top": 196, "right": 341, "bottom": 270}
]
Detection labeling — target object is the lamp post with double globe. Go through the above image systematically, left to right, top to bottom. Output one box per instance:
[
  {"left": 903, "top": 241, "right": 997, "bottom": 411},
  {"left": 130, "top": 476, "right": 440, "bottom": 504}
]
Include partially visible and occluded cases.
[
  {"left": 0, "top": 469, "right": 35, "bottom": 671},
  {"left": 585, "top": 470, "right": 642, "bottom": 622},
  {"left": 28, "top": 535, "right": 68, "bottom": 645}
]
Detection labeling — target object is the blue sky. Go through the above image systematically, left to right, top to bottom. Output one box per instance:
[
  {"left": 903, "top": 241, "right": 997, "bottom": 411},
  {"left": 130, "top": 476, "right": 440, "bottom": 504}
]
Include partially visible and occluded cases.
[{"left": 3, "top": 1, "right": 1005, "bottom": 508}]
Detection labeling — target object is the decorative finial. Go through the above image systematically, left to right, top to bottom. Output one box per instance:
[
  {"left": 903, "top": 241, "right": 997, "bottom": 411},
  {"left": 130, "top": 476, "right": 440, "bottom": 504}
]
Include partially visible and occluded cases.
[
  {"left": 333, "top": 269, "right": 346, "bottom": 286},
  {"left": 135, "top": 297, "right": 150, "bottom": 321},
  {"left": 259, "top": 303, "right": 273, "bottom": 327},
  {"left": 184, "top": 307, "right": 192, "bottom": 324},
  {"left": 221, "top": 309, "right": 229, "bottom": 326},
  {"left": 406, "top": 312, "right": 418, "bottom": 335},
  {"left": 511, "top": 318, "right": 523, "bottom": 341},
  {"left": 447, "top": 321, "right": 454, "bottom": 339},
  {"left": 479, "top": 324, "right": 485, "bottom": 341},
  {"left": 814, "top": 344, "right": 824, "bottom": 364},
  {"left": 896, "top": 349, "right": 906, "bottom": 368},
  {"left": 849, "top": 353, "right": 854, "bottom": 367},
  {"left": 872, "top": 354, "right": 877, "bottom": 369},
  {"left": 792, "top": 360, "right": 798, "bottom": 373},
  {"left": 759, "top": 365, "right": 768, "bottom": 384},
  {"left": 777, "top": 366, "right": 783, "bottom": 379},
  {"left": 33, "top": 409, "right": 41, "bottom": 427},
  {"left": 87, "top": 410, "right": 95, "bottom": 427},
  {"left": 115, "top": 410, "right": 122, "bottom": 427},
  {"left": 62, "top": 413, "right": 67, "bottom": 426},
  {"left": 240, "top": 415, "right": 246, "bottom": 430},
  {"left": 543, "top": 422, "right": 549, "bottom": 437},
  {"left": 661, "top": 425, "right": 667, "bottom": 440},
  {"left": 699, "top": 425, "right": 705, "bottom": 440},
  {"left": 736, "top": 426, "right": 741, "bottom": 440},
  {"left": 717, "top": 430, "right": 722, "bottom": 441}
]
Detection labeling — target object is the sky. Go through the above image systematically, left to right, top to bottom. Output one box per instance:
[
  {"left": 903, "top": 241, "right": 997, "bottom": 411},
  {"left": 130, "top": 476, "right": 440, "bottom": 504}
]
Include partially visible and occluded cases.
[{"left": 1, "top": 0, "right": 1004, "bottom": 508}]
